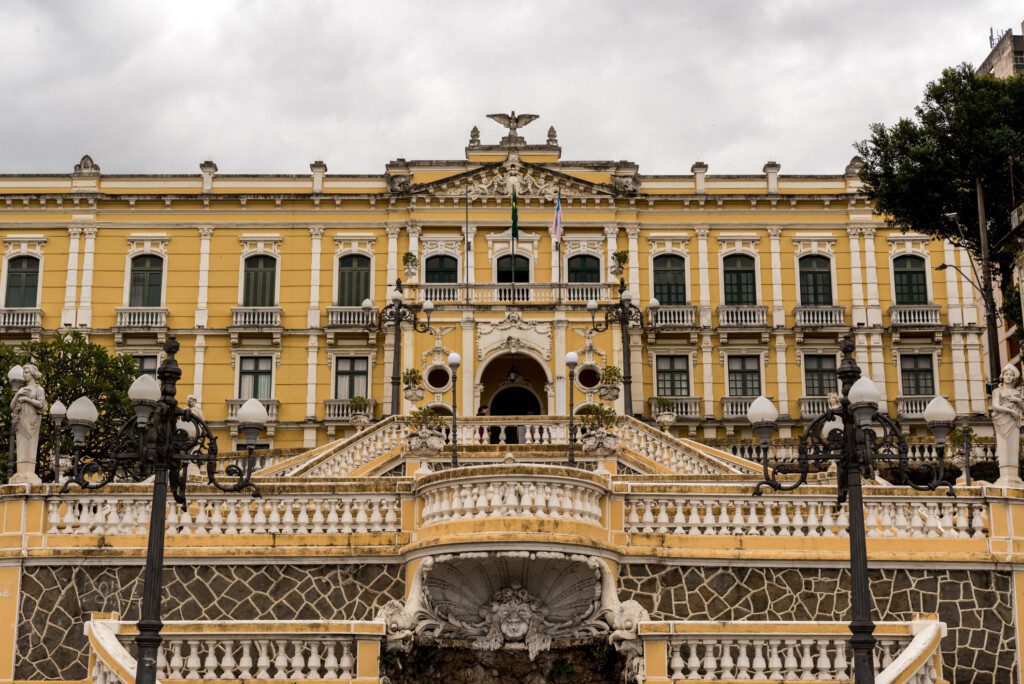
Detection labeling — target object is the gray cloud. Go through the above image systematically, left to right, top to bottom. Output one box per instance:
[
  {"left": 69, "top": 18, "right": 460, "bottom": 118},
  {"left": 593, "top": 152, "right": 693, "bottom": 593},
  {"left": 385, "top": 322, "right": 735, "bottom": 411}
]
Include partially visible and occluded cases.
[{"left": 0, "top": 0, "right": 1019, "bottom": 174}]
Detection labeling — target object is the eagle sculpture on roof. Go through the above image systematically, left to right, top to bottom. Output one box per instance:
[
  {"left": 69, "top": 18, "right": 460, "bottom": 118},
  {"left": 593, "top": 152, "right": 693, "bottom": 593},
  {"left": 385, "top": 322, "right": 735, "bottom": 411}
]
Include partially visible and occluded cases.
[{"left": 487, "top": 111, "right": 540, "bottom": 146}]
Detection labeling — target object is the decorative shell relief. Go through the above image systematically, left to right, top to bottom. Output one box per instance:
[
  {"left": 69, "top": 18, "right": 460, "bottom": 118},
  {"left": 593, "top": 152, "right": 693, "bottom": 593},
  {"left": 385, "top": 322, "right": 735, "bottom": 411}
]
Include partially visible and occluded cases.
[{"left": 73, "top": 154, "right": 100, "bottom": 175}]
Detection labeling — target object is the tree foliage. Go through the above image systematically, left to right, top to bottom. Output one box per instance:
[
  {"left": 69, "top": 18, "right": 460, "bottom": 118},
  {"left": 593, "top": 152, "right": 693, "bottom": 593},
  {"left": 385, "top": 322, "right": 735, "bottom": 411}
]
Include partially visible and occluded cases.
[
  {"left": 855, "top": 64, "right": 1024, "bottom": 289},
  {"left": 0, "top": 332, "right": 139, "bottom": 483}
]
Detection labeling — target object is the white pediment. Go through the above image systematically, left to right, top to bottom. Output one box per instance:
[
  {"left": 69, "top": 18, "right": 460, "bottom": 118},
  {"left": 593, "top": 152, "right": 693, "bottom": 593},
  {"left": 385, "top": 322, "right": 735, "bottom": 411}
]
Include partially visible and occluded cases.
[{"left": 423, "top": 158, "right": 610, "bottom": 200}]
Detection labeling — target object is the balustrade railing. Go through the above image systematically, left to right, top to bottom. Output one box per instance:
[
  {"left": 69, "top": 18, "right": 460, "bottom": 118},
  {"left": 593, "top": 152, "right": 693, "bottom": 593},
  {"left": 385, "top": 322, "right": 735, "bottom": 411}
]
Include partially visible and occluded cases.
[
  {"left": 415, "top": 282, "right": 612, "bottom": 305},
  {"left": 717, "top": 304, "right": 768, "bottom": 327},
  {"left": 890, "top": 304, "right": 942, "bottom": 327},
  {"left": 650, "top": 305, "right": 697, "bottom": 328},
  {"left": 794, "top": 305, "right": 845, "bottom": 327},
  {"left": 230, "top": 306, "right": 282, "bottom": 327},
  {"left": 325, "top": 306, "right": 373, "bottom": 327},
  {"left": 0, "top": 307, "right": 42, "bottom": 329},
  {"left": 115, "top": 307, "right": 168, "bottom": 328},
  {"left": 649, "top": 396, "right": 701, "bottom": 419},
  {"left": 721, "top": 396, "right": 756, "bottom": 419},
  {"left": 798, "top": 396, "right": 830, "bottom": 418},
  {"left": 896, "top": 396, "right": 932, "bottom": 419},
  {"left": 226, "top": 398, "right": 279, "bottom": 422},
  {"left": 325, "top": 398, "right": 377, "bottom": 421},
  {"left": 297, "top": 416, "right": 408, "bottom": 478},
  {"left": 440, "top": 416, "right": 568, "bottom": 447},
  {"left": 618, "top": 416, "right": 748, "bottom": 476},
  {"left": 623, "top": 494, "right": 986, "bottom": 538}
]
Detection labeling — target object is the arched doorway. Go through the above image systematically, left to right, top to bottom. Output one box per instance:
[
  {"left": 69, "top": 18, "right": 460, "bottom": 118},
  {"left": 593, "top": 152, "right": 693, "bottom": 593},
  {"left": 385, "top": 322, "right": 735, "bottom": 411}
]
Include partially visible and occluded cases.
[
  {"left": 477, "top": 351, "right": 549, "bottom": 443},
  {"left": 490, "top": 387, "right": 541, "bottom": 417}
]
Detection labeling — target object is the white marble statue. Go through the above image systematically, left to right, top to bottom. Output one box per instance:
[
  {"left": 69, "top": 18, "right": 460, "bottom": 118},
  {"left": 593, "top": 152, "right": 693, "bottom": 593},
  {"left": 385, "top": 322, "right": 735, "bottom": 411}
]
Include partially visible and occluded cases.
[
  {"left": 10, "top": 364, "right": 47, "bottom": 484},
  {"left": 991, "top": 364, "right": 1024, "bottom": 487}
]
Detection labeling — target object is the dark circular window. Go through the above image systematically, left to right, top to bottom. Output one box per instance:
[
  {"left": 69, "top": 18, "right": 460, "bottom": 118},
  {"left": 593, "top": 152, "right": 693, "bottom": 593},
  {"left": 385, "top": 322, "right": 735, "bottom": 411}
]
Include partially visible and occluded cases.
[
  {"left": 426, "top": 366, "right": 452, "bottom": 390},
  {"left": 577, "top": 366, "right": 600, "bottom": 389}
]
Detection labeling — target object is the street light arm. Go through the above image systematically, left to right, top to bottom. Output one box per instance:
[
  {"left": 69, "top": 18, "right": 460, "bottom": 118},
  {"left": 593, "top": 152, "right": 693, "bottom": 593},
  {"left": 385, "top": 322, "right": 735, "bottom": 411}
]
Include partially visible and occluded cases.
[{"left": 937, "top": 263, "right": 984, "bottom": 297}]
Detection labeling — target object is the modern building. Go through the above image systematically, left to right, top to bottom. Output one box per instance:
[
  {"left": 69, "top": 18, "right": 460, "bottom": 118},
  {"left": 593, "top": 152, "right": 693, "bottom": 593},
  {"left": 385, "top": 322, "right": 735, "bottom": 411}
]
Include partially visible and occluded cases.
[
  {"left": 979, "top": 20, "right": 1024, "bottom": 77},
  {"left": 0, "top": 117, "right": 992, "bottom": 451}
]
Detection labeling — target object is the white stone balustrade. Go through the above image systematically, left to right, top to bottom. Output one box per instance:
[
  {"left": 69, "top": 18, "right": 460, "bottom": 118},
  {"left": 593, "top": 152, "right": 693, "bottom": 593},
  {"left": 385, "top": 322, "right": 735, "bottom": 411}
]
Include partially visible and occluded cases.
[
  {"left": 414, "top": 282, "right": 612, "bottom": 305},
  {"left": 717, "top": 304, "right": 768, "bottom": 326},
  {"left": 889, "top": 304, "right": 942, "bottom": 327},
  {"left": 649, "top": 305, "right": 697, "bottom": 328},
  {"left": 794, "top": 305, "right": 845, "bottom": 327},
  {"left": 230, "top": 306, "right": 282, "bottom": 327},
  {"left": 325, "top": 306, "right": 373, "bottom": 328},
  {"left": 0, "top": 307, "right": 42, "bottom": 329},
  {"left": 114, "top": 307, "right": 168, "bottom": 328},
  {"left": 649, "top": 396, "right": 702, "bottom": 419},
  {"left": 721, "top": 396, "right": 756, "bottom": 420},
  {"left": 798, "top": 396, "right": 830, "bottom": 418},
  {"left": 896, "top": 396, "right": 933, "bottom": 419},
  {"left": 226, "top": 398, "right": 279, "bottom": 422},
  {"left": 324, "top": 398, "right": 377, "bottom": 421},
  {"left": 441, "top": 416, "right": 567, "bottom": 446},
  {"left": 618, "top": 416, "right": 737, "bottom": 475},
  {"left": 298, "top": 417, "right": 408, "bottom": 477},
  {"left": 417, "top": 465, "right": 604, "bottom": 527},
  {"left": 47, "top": 492, "right": 404, "bottom": 537},
  {"left": 623, "top": 495, "right": 987, "bottom": 538}
]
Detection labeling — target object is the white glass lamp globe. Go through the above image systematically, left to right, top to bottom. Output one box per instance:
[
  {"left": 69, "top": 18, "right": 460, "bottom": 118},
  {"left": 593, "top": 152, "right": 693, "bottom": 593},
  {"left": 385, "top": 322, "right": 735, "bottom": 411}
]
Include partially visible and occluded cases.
[
  {"left": 391, "top": 289, "right": 403, "bottom": 302},
  {"left": 361, "top": 298, "right": 373, "bottom": 311},
  {"left": 649, "top": 298, "right": 660, "bottom": 308},
  {"left": 422, "top": 300, "right": 434, "bottom": 314},
  {"left": 586, "top": 300, "right": 598, "bottom": 313},
  {"left": 565, "top": 351, "right": 579, "bottom": 368},
  {"left": 447, "top": 352, "right": 461, "bottom": 368},
  {"left": 7, "top": 364, "right": 24, "bottom": 384},
  {"left": 128, "top": 374, "right": 161, "bottom": 403},
  {"left": 848, "top": 377, "right": 882, "bottom": 406},
  {"left": 67, "top": 396, "right": 99, "bottom": 424},
  {"left": 746, "top": 396, "right": 779, "bottom": 425},
  {"left": 923, "top": 396, "right": 956, "bottom": 425},
  {"left": 236, "top": 398, "right": 269, "bottom": 426},
  {"left": 50, "top": 400, "right": 67, "bottom": 419}
]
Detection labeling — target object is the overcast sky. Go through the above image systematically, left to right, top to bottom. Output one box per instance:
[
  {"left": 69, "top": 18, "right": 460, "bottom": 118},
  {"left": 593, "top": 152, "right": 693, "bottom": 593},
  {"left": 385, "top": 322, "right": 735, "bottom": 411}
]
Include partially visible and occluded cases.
[{"left": 0, "top": 0, "right": 1020, "bottom": 175}]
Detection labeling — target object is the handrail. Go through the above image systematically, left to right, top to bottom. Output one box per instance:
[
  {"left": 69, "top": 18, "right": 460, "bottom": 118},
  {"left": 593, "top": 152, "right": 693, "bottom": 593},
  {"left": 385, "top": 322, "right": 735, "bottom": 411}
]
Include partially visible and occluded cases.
[
  {"left": 258, "top": 415, "right": 403, "bottom": 477},
  {"left": 618, "top": 416, "right": 760, "bottom": 475},
  {"left": 85, "top": 618, "right": 150, "bottom": 684},
  {"left": 876, "top": 621, "right": 945, "bottom": 684}
]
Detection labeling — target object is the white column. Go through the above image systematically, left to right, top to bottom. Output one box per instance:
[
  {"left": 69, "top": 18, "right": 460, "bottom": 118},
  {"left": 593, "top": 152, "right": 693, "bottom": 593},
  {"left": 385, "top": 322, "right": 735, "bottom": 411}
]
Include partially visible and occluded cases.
[
  {"left": 406, "top": 221, "right": 421, "bottom": 283},
  {"left": 385, "top": 223, "right": 401, "bottom": 290},
  {"left": 626, "top": 224, "right": 641, "bottom": 292},
  {"left": 307, "top": 225, "right": 324, "bottom": 327},
  {"left": 464, "top": 225, "right": 477, "bottom": 285},
  {"left": 604, "top": 225, "right": 619, "bottom": 282},
  {"left": 195, "top": 226, "right": 214, "bottom": 328},
  {"left": 696, "top": 226, "right": 711, "bottom": 327},
  {"left": 767, "top": 226, "right": 784, "bottom": 326},
  {"left": 62, "top": 227, "right": 81, "bottom": 326},
  {"left": 76, "top": 227, "right": 97, "bottom": 327},
  {"left": 549, "top": 227, "right": 561, "bottom": 284},
  {"left": 846, "top": 227, "right": 866, "bottom": 326},
  {"left": 861, "top": 227, "right": 882, "bottom": 326},
  {"left": 943, "top": 240, "right": 963, "bottom": 326},
  {"left": 958, "top": 247, "right": 979, "bottom": 326},
  {"left": 461, "top": 314, "right": 475, "bottom": 415},
  {"left": 554, "top": 317, "right": 567, "bottom": 414},
  {"left": 401, "top": 322, "right": 414, "bottom": 414},
  {"left": 611, "top": 329, "right": 625, "bottom": 414},
  {"left": 629, "top": 329, "right": 644, "bottom": 415},
  {"left": 855, "top": 330, "right": 871, "bottom": 393},
  {"left": 382, "top": 331, "right": 395, "bottom": 415},
  {"left": 869, "top": 331, "right": 887, "bottom": 411},
  {"left": 966, "top": 332, "right": 987, "bottom": 413},
  {"left": 774, "top": 333, "right": 789, "bottom": 416},
  {"left": 950, "top": 333, "right": 969, "bottom": 414},
  {"left": 192, "top": 334, "right": 206, "bottom": 406},
  {"left": 305, "top": 334, "right": 319, "bottom": 430},
  {"left": 700, "top": 334, "right": 714, "bottom": 422}
]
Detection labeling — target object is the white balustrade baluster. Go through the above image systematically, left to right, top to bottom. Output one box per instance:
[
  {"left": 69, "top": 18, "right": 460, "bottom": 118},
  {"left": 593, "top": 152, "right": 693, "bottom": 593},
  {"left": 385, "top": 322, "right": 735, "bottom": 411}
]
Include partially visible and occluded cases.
[
  {"left": 340, "top": 499, "right": 354, "bottom": 532},
  {"left": 385, "top": 499, "right": 399, "bottom": 531},
  {"left": 281, "top": 500, "right": 297, "bottom": 534},
  {"left": 355, "top": 500, "right": 369, "bottom": 533},
  {"left": 369, "top": 500, "right": 383, "bottom": 530},
  {"left": 641, "top": 500, "right": 655, "bottom": 533},
  {"left": 267, "top": 501, "right": 282, "bottom": 534},
  {"left": 730, "top": 501, "right": 746, "bottom": 535},
  {"left": 762, "top": 501, "right": 777, "bottom": 537},
  {"left": 791, "top": 501, "right": 806, "bottom": 537},
  {"left": 627, "top": 502, "right": 640, "bottom": 533},
  {"left": 777, "top": 502, "right": 792, "bottom": 537},
  {"left": 806, "top": 502, "right": 821, "bottom": 537},
  {"left": 865, "top": 502, "right": 880, "bottom": 537},
  {"left": 701, "top": 638, "right": 718, "bottom": 678},
  {"left": 202, "top": 639, "right": 219, "bottom": 679},
  {"left": 220, "top": 639, "right": 237, "bottom": 679},
  {"left": 734, "top": 639, "right": 750, "bottom": 678},
  {"left": 798, "top": 639, "right": 814, "bottom": 680},
  {"left": 832, "top": 639, "right": 848, "bottom": 679},
  {"left": 185, "top": 640, "right": 202, "bottom": 679},
  {"left": 272, "top": 640, "right": 289, "bottom": 679},
  {"left": 720, "top": 640, "right": 735, "bottom": 678},
  {"left": 750, "top": 640, "right": 767, "bottom": 679},
  {"left": 766, "top": 640, "right": 783, "bottom": 680},
  {"left": 783, "top": 640, "right": 799, "bottom": 679},
  {"left": 168, "top": 641, "right": 184, "bottom": 678},
  {"left": 306, "top": 641, "right": 322, "bottom": 679},
  {"left": 670, "top": 641, "right": 685, "bottom": 679},
  {"left": 815, "top": 641, "right": 833, "bottom": 680},
  {"left": 237, "top": 642, "right": 253, "bottom": 679},
  {"left": 340, "top": 642, "right": 354, "bottom": 678},
  {"left": 323, "top": 643, "right": 339, "bottom": 678}
]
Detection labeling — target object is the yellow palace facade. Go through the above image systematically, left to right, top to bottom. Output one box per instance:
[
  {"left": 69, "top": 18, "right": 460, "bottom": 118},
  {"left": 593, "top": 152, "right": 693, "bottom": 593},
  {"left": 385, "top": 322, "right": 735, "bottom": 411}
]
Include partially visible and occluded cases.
[{"left": 0, "top": 116, "right": 990, "bottom": 449}]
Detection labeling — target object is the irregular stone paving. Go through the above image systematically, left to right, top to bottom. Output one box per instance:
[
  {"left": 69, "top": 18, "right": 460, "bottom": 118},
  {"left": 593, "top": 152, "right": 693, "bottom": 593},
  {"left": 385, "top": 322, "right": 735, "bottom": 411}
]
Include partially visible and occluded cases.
[
  {"left": 16, "top": 563, "right": 404, "bottom": 680},
  {"left": 618, "top": 565, "right": 1017, "bottom": 684}
]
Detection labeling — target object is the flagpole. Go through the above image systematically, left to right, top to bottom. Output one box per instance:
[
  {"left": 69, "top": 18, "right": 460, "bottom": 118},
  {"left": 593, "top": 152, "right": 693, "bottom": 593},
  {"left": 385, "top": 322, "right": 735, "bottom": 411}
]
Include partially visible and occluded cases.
[{"left": 464, "top": 186, "right": 470, "bottom": 306}]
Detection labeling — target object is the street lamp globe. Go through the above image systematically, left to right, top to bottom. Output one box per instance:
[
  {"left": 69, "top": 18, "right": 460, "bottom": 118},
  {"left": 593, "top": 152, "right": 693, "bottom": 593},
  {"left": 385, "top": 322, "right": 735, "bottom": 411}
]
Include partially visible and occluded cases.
[
  {"left": 391, "top": 288, "right": 403, "bottom": 302},
  {"left": 648, "top": 297, "right": 660, "bottom": 309},
  {"left": 361, "top": 298, "right": 373, "bottom": 311},
  {"left": 586, "top": 300, "right": 598, "bottom": 314},
  {"left": 565, "top": 351, "right": 579, "bottom": 369},
  {"left": 447, "top": 352, "right": 461, "bottom": 369},
  {"left": 7, "top": 365, "right": 24, "bottom": 391},
  {"left": 128, "top": 374, "right": 161, "bottom": 427},
  {"left": 848, "top": 377, "right": 882, "bottom": 426},
  {"left": 924, "top": 395, "right": 957, "bottom": 447},
  {"left": 66, "top": 396, "right": 99, "bottom": 445},
  {"left": 746, "top": 396, "right": 779, "bottom": 445},
  {"left": 236, "top": 398, "right": 269, "bottom": 448},
  {"left": 49, "top": 400, "right": 67, "bottom": 429}
]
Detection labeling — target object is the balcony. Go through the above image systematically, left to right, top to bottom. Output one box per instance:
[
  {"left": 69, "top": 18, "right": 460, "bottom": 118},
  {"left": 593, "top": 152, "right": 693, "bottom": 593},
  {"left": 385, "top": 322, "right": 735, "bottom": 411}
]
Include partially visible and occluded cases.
[
  {"left": 414, "top": 282, "right": 612, "bottom": 306},
  {"left": 717, "top": 304, "right": 768, "bottom": 328},
  {"left": 890, "top": 304, "right": 942, "bottom": 328},
  {"left": 649, "top": 305, "right": 697, "bottom": 330},
  {"left": 794, "top": 305, "right": 845, "bottom": 328},
  {"left": 229, "top": 306, "right": 283, "bottom": 345},
  {"left": 325, "top": 306, "right": 373, "bottom": 345},
  {"left": 113, "top": 307, "right": 168, "bottom": 344},
  {"left": 0, "top": 308, "right": 42, "bottom": 339},
  {"left": 896, "top": 395, "right": 933, "bottom": 420},
  {"left": 649, "top": 396, "right": 701, "bottom": 420},
  {"left": 721, "top": 396, "right": 757, "bottom": 420},
  {"left": 798, "top": 396, "right": 830, "bottom": 418},
  {"left": 226, "top": 398, "right": 280, "bottom": 437},
  {"left": 324, "top": 398, "right": 377, "bottom": 436}
]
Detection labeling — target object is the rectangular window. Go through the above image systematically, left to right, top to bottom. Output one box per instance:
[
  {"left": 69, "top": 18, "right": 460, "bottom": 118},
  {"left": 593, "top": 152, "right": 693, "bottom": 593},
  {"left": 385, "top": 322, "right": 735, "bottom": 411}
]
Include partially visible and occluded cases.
[
  {"left": 900, "top": 354, "right": 935, "bottom": 396},
  {"left": 133, "top": 355, "right": 159, "bottom": 379},
  {"left": 727, "top": 355, "right": 761, "bottom": 396},
  {"left": 803, "top": 355, "right": 837, "bottom": 396},
  {"left": 238, "top": 356, "right": 273, "bottom": 399},
  {"left": 656, "top": 356, "right": 690, "bottom": 396},
  {"left": 335, "top": 357, "right": 369, "bottom": 400}
]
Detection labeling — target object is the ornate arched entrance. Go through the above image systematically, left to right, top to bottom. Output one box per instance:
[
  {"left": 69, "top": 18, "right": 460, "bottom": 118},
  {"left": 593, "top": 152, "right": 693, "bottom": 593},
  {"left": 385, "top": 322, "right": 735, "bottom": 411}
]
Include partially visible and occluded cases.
[{"left": 477, "top": 352, "right": 550, "bottom": 442}]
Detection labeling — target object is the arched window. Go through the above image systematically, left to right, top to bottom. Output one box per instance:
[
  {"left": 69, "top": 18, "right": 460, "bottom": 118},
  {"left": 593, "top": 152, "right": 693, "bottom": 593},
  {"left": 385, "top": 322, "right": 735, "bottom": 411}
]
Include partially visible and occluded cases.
[
  {"left": 129, "top": 254, "right": 164, "bottom": 307},
  {"left": 337, "top": 254, "right": 370, "bottom": 306},
  {"left": 653, "top": 254, "right": 686, "bottom": 305},
  {"left": 722, "top": 254, "right": 757, "bottom": 305},
  {"left": 242, "top": 255, "right": 277, "bottom": 307},
  {"left": 424, "top": 255, "right": 458, "bottom": 283},
  {"left": 496, "top": 255, "right": 530, "bottom": 283},
  {"left": 567, "top": 255, "right": 601, "bottom": 283},
  {"left": 798, "top": 255, "right": 833, "bottom": 306},
  {"left": 893, "top": 255, "right": 928, "bottom": 305},
  {"left": 4, "top": 256, "right": 39, "bottom": 308}
]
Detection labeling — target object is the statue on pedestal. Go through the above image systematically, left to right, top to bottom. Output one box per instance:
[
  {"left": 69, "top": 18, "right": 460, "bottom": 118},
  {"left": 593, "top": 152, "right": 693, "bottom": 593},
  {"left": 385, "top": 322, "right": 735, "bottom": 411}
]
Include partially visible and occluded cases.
[
  {"left": 10, "top": 364, "right": 46, "bottom": 485},
  {"left": 991, "top": 364, "right": 1024, "bottom": 487}
]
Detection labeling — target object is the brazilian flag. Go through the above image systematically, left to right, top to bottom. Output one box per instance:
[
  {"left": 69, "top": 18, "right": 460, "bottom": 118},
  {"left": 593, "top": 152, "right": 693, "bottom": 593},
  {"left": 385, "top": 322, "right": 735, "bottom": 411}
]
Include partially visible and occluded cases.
[{"left": 511, "top": 187, "right": 519, "bottom": 242}]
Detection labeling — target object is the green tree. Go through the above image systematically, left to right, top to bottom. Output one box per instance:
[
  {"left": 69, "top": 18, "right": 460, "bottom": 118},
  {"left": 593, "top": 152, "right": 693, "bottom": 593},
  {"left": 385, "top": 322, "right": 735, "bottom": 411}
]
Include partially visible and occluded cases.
[
  {"left": 855, "top": 63, "right": 1024, "bottom": 302},
  {"left": 0, "top": 332, "right": 139, "bottom": 483}
]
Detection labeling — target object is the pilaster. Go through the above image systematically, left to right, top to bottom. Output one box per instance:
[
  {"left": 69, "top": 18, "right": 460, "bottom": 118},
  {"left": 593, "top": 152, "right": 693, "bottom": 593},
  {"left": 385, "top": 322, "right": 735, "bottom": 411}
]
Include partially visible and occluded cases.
[
  {"left": 406, "top": 221, "right": 421, "bottom": 283},
  {"left": 385, "top": 223, "right": 402, "bottom": 290},
  {"left": 604, "top": 224, "right": 620, "bottom": 283},
  {"left": 626, "top": 224, "right": 641, "bottom": 291},
  {"left": 308, "top": 225, "right": 324, "bottom": 327},
  {"left": 61, "top": 226, "right": 81, "bottom": 326},
  {"left": 195, "top": 226, "right": 214, "bottom": 328},
  {"left": 696, "top": 226, "right": 711, "bottom": 327},
  {"left": 767, "top": 226, "right": 784, "bottom": 326},
  {"left": 861, "top": 226, "right": 882, "bottom": 326},
  {"left": 76, "top": 227, "right": 97, "bottom": 328},
  {"left": 846, "top": 227, "right": 866, "bottom": 326},
  {"left": 943, "top": 240, "right": 963, "bottom": 326},
  {"left": 959, "top": 247, "right": 979, "bottom": 326},
  {"left": 461, "top": 313, "right": 475, "bottom": 415},
  {"left": 554, "top": 317, "right": 568, "bottom": 414},
  {"left": 629, "top": 329, "right": 644, "bottom": 415},
  {"left": 869, "top": 331, "right": 887, "bottom": 411},
  {"left": 774, "top": 332, "right": 789, "bottom": 417},
  {"left": 950, "top": 332, "right": 969, "bottom": 414},
  {"left": 966, "top": 332, "right": 987, "bottom": 413},
  {"left": 700, "top": 333, "right": 714, "bottom": 420},
  {"left": 192, "top": 334, "right": 206, "bottom": 405},
  {"left": 306, "top": 334, "right": 319, "bottom": 423}
]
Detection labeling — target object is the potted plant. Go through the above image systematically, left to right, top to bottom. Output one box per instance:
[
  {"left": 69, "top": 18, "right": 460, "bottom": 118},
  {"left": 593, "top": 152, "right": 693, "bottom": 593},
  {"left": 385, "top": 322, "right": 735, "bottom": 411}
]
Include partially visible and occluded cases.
[
  {"left": 610, "top": 250, "right": 629, "bottom": 277},
  {"left": 402, "top": 251, "right": 418, "bottom": 278},
  {"left": 597, "top": 365, "right": 623, "bottom": 401},
  {"left": 402, "top": 368, "right": 425, "bottom": 403},
  {"left": 348, "top": 396, "right": 372, "bottom": 426},
  {"left": 653, "top": 397, "right": 676, "bottom": 429},
  {"left": 579, "top": 404, "right": 620, "bottom": 457},
  {"left": 406, "top": 406, "right": 445, "bottom": 457}
]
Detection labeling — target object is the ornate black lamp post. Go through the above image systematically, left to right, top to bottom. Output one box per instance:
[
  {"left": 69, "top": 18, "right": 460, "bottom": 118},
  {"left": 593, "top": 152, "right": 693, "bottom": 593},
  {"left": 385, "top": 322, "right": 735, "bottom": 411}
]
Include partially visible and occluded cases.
[
  {"left": 587, "top": 278, "right": 650, "bottom": 417},
  {"left": 363, "top": 279, "right": 433, "bottom": 417},
  {"left": 747, "top": 335, "right": 954, "bottom": 683},
  {"left": 62, "top": 337, "right": 267, "bottom": 684},
  {"left": 565, "top": 351, "right": 578, "bottom": 466},
  {"left": 448, "top": 352, "right": 461, "bottom": 467}
]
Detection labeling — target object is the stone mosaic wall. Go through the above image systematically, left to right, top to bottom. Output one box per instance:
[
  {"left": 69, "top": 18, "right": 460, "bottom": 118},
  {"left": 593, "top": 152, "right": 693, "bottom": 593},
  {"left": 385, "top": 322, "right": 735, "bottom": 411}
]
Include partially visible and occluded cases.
[
  {"left": 16, "top": 563, "right": 404, "bottom": 680},
  {"left": 618, "top": 564, "right": 1016, "bottom": 684}
]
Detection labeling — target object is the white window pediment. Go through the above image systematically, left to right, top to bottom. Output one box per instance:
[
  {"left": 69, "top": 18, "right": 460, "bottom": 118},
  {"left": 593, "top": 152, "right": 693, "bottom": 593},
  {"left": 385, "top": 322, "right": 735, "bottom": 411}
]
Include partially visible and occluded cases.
[
  {"left": 886, "top": 232, "right": 930, "bottom": 257},
  {"left": 126, "top": 233, "right": 169, "bottom": 256},
  {"left": 239, "top": 233, "right": 282, "bottom": 256},
  {"left": 646, "top": 233, "right": 692, "bottom": 258},
  {"left": 716, "top": 233, "right": 760, "bottom": 255},
  {"left": 791, "top": 233, "right": 837, "bottom": 256},
  {"left": 3, "top": 234, "right": 46, "bottom": 257},
  {"left": 333, "top": 234, "right": 377, "bottom": 255}
]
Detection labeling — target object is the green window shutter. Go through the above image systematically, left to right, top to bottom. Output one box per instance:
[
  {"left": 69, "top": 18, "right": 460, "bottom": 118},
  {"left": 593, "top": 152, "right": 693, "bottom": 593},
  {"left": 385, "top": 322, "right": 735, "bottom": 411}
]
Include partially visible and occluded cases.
[
  {"left": 653, "top": 254, "right": 686, "bottom": 305},
  {"left": 129, "top": 255, "right": 164, "bottom": 307},
  {"left": 244, "top": 255, "right": 277, "bottom": 307},
  {"left": 338, "top": 255, "right": 371, "bottom": 306},
  {"left": 567, "top": 255, "right": 600, "bottom": 283},
  {"left": 5, "top": 256, "right": 40, "bottom": 308},
  {"left": 798, "top": 256, "right": 833, "bottom": 306}
]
